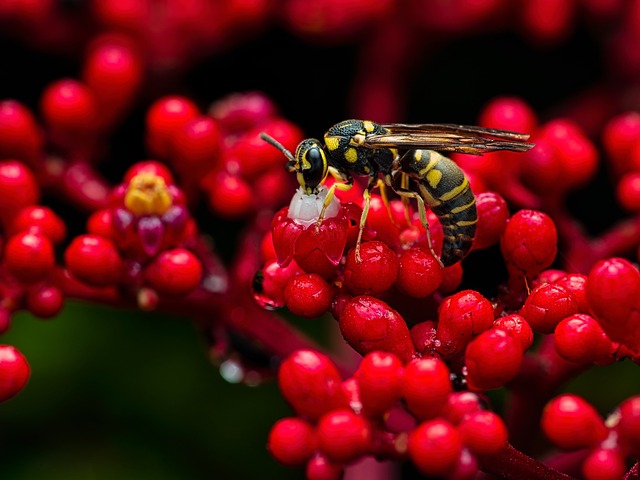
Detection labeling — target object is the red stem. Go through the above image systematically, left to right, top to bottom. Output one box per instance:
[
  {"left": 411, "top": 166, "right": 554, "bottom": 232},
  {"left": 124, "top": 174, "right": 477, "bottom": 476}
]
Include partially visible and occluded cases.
[{"left": 478, "top": 444, "right": 574, "bottom": 480}]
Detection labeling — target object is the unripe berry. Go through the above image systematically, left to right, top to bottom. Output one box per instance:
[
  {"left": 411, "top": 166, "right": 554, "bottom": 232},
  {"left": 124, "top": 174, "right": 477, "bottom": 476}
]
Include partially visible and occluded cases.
[
  {"left": 500, "top": 209, "right": 557, "bottom": 279},
  {"left": 4, "top": 231, "right": 55, "bottom": 284},
  {"left": 65, "top": 235, "right": 124, "bottom": 287},
  {"left": 343, "top": 241, "right": 398, "bottom": 295},
  {"left": 396, "top": 247, "right": 443, "bottom": 298},
  {"left": 144, "top": 248, "right": 202, "bottom": 296},
  {"left": 284, "top": 273, "right": 334, "bottom": 319},
  {"left": 520, "top": 283, "right": 578, "bottom": 334},
  {"left": 436, "top": 290, "right": 495, "bottom": 359},
  {"left": 339, "top": 295, "right": 416, "bottom": 363},
  {"left": 465, "top": 328, "right": 523, "bottom": 391},
  {"left": 0, "top": 345, "right": 30, "bottom": 402},
  {"left": 277, "top": 350, "right": 348, "bottom": 421},
  {"left": 355, "top": 351, "right": 404, "bottom": 417},
  {"left": 402, "top": 357, "right": 452, "bottom": 420},
  {"left": 541, "top": 394, "right": 608, "bottom": 449},
  {"left": 316, "top": 409, "right": 371, "bottom": 463},
  {"left": 458, "top": 410, "right": 508, "bottom": 456},
  {"left": 267, "top": 417, "right": 317, "bottom": 467},
  {"left": 408, "top": 419, "right": 461, "bottom": 477}
]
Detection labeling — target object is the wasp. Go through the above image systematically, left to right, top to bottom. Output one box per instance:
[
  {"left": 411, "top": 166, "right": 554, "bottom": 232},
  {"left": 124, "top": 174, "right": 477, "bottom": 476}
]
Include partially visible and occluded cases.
[{"left": 261, "top": 120, "right": 533, "bottom": 267}]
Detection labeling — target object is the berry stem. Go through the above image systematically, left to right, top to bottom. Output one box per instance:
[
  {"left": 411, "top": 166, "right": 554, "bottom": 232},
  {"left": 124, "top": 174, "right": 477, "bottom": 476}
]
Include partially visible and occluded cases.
[
  {"left": 505, "top": 336, "right": 587, "bottom": 451},
  {"left": 478, "top": 443, "right": 574, "bottom": 480},
  {"left": 625, "top": 462, "right": 639, "bottom": 480}
]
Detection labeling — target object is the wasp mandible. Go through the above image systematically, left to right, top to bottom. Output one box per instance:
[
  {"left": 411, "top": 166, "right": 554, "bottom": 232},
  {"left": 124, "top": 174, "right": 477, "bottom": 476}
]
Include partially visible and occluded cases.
[{"left": 261, "top": 120, "right": 533, "bottom": 267}]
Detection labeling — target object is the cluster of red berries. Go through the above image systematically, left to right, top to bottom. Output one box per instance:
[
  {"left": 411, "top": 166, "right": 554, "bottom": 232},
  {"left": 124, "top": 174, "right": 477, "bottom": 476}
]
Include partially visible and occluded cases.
[
  {"left": 261, "top": 97, "right": 640, "bottom": 479},
  {"left": 269, "top": 349, "right": 508, "bottom": 479}
]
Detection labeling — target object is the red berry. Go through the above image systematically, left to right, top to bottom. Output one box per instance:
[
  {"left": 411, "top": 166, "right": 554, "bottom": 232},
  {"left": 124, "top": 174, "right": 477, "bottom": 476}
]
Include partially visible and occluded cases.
[
  {"left": 520, "top": 0, "right": 576, "bottom": 44},
  {"left": 82, "top": 39, "right": 142, "bottom": 119},
  {"left": 40, "top": 79, "right": 98, "bottom": 136},
  {"left": 209, "top": 91, "right": 277, "bottom": 133},
  {"left": 146, "top": 96, "right": 200, "bottom": 158},
  {"left": 479, "top": 96, "right": 537, "bottom": 134},
  {"left": 0, "top": 100, "right": 42, "bottom": 164},
  {"left": 602, "top": 111, "right": 640, "bottom": 174},
  {"left": 172, "top": 116, "right": 222, "bottom": 173},
  {"left": 0, "top": 160, "right": 39, "bottom": 222},
  {"left": 123, "top": 160, "right": 175, "bottom": 185},
  {"left": 204, "top": 170, "right": 253, "bottom": 218},
  {"left": 616, "top": 172, "right": 640, "bottom": 211},
  {"left": 473, "top": 191, "right": 509, "bottom": 250},
  {"left": 9, "top": 206, "right": 66, "bottom": 244},
  {"left": 87, "top": 209, "right": 114, "bottom": 238},
  {"left": 500, "top": 209, "right": 558, "bottom": 279},
  {"left": 4, "top": 231, "right": 55, "bottom": 284},
  {"left": 64, "top": 234, "right": 124, "bottom": 287},
  {"left": 343, "top": 241, "right": 399, "bottom": 295},
  {"left": 396, "top": 247, "right": 443, "bottom": 298},
  {"left": 144, "top": 248, "right": 202, "bottom": 295},
  {"left": 586, "top": 257, "right": 640, "bottom": 352},
  {"left": 252, "top": 260, "right": 304, "bottom": 310},
  {"left": 439, "top": 262, "right": 464, "bottom": 293},
  {"left": 284, "top": 273, "right": 334, "bottom": 319},
  {"left": 553, "top": 273, "right": 589, "bottom": 313},
  {"left": 520, "top": 283, "right": 578, "bottom": 334},
  {"left": 26, "top": 284, "right": 64, "bottom": 319},
  {"left": 436, "top": 290, "right": 495, "bottom": 359},
  {"left": 339, "top": 295, "right": 416, "bottom": 363},
  {"left": 554, "top": 313, "right": 614, "bottom": 364},
  {"left": 493, "top": 314, "right": 534, "bottom": 352},
  {"left": 410, "top": 320, "right": 438, "bottom": 355},
  {"left": 465, "top": 328, "right": 523, "bottom": 391},
  {"left": 0, "top": 345, "right": 30, "bottom": 402},
  {"left": 277, "top": 350, "right": 348, "bottom": 421},
  {"left": 355, "top": 351, "right": 405, "bottom": 417},
  {"left": 402, "top": 357, "right": 452, "bottom": 420},
  {"left": 443, "top": 391, "right": 483, "bottom": 425},
  {"left": 541, "top": 394, "right": 608, "bottom": 449},
  {"left": 617, "top": 395, "right": 640, "bottom": 456},
  {"left": 316, "top": 409, "right": 371, "bottom": 463},
  {"left": 458, "top": 410, "right": 508, "bottom": 456},
  {"left": 267, "top": 417, "right": 317, "bottom": 467},
  {"left": 408, "top": 419, "right": 462, "bottom": 477},
  {"left": 582, "top": 448, "right": 626, "bottom": 480},
  {"left": 306, "top": 453, "right": 343, "bottom": 480}
]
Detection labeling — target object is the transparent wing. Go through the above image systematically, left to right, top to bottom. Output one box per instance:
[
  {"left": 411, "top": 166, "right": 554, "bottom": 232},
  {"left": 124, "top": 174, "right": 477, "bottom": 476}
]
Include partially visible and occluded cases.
[{"left": 364, "top": 123, "right": 534, "bottom": 155}]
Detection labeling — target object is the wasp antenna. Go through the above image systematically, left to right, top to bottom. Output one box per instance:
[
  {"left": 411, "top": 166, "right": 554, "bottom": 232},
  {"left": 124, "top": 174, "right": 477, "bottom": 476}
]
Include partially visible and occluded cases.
[{"left": 259, "top": 132, "right": 295, "bottom": 163}]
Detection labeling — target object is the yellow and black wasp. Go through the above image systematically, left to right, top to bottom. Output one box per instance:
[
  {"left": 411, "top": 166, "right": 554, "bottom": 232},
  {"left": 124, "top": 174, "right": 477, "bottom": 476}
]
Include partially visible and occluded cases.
[{"left": 261, "top": 120, "right": 533, "bottom": 267}]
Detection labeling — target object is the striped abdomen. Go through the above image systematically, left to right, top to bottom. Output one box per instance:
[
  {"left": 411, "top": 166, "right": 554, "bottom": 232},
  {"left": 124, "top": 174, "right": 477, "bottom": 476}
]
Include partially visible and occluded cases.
[{"left": 400, "top": 149, "right": 477, "bottom": 267}]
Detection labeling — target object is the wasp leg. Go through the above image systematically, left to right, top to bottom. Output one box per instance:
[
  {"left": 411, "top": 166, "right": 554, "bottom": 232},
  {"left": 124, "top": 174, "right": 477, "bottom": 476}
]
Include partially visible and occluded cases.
[
  {"left": 316, "top": 166, "right": 353, "bottom": 228},
  {"left": 354, "top": 179, "right": 379, "bottom": 263},
  {"left": 392, "top": 186, "right": 443, "bottom": 268}
]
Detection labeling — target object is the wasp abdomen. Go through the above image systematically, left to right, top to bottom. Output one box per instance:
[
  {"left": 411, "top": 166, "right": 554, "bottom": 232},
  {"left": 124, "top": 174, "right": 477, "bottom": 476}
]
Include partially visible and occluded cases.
[{"left": 401, "top": 150, "right": 478, "bottom": 267}]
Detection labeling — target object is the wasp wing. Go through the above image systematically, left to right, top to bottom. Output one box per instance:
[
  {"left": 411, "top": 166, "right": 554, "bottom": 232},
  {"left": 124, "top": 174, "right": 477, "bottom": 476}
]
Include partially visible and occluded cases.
[{"left": 365, "top": 123, "right": 534, "bottom": 155}]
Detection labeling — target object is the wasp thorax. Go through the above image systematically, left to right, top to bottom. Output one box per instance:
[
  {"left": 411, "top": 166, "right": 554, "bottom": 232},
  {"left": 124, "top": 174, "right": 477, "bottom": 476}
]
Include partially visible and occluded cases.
[{"left": 293, "top": 138, "right": 328, "bottom": 193}]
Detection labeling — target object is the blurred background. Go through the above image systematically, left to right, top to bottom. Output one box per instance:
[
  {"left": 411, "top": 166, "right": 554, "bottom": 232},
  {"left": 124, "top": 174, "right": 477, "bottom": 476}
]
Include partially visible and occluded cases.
[{"left": 1, "top": 1, "right": 640, "bottom": 479}]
